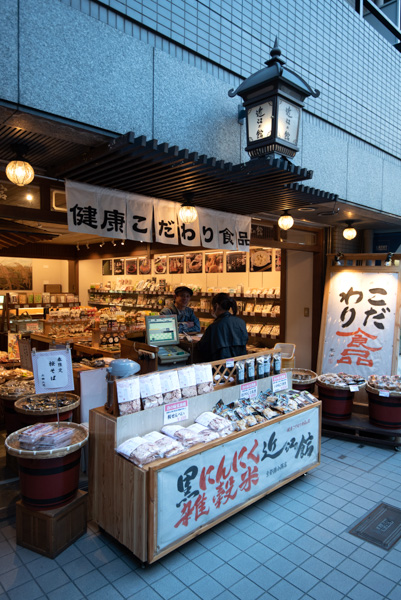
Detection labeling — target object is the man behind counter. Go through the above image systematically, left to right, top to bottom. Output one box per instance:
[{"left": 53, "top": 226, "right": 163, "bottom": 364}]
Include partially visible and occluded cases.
[{"left": 159, "top": 286, "right": 201, "bottom": 334}]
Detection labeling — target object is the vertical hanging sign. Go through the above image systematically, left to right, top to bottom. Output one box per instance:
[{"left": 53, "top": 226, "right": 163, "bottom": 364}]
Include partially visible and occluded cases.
[{"left": 154, "top": 199, "right": 179, "bottom": 245}]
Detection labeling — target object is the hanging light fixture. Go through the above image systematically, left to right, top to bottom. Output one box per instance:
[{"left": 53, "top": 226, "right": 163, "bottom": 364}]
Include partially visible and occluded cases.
[
  {"left": 6, "top": 143, "right": 35, "bottom": 187},
  {"left": 179, "top": 192, "right": 198, "bottom": 224},
  {"left": 278, "top": 210, "right": 294, "bottom": 231},
  {"left": 343, "top": 221, "right": 357, "bottom": 241},
  {"left": 112, "top": 239, "right": 116, "bottom": 247},
  {"left": 99, "top": 240, "right": 104, "bottom": 247},
  {"left": 86, "top": 243, "right": 90, "bottom": 250},
  {"left": 76, "top": 244, "right": 80, "bottom": 251}
]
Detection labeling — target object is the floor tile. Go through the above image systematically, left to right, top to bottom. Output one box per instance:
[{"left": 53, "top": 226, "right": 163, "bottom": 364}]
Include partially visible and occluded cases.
[
  {"left": 193, "top": 550, "right": 224, "bottom": 573},
  {"left": 229, "top": 553, "right": 259, "bottom": 575},
  {"left": 173, "top": 562, "right": 204, "bottom": 585},
  {"left": 210, "top": 564, "right": 243, "bottom": 587},
  {"left": 248, "top": 565, "right": 281, "bottom": 589},
  {"left": 0, "top": 566, "right": 33, "bottom": 592},
  {"left": 285, "top": 567, "right": 319, "bottom": 593},
  {"left": 35, "top": 568, "right": 70, "bottom": 594},
  {"left": 74, "top": 569, "right": 109, "bottom": 595},
  {"left": 323, "top": 570, "right": 357, "bottom": 595},
  {"left": 112, "top": 571, "right": 148, "bottom": 598},
  {"left": 360, "top": 571, "right": 395, "bottom": 596},
  {"left": 150, "top": 573, "right": 186, "bottom": 600},
  {"left": 191, "top": 574, "right": 225, "bottom": 600},
  {"left": 270, "top": 579, "right": 304, "bottom": 600},
  {"left": 8, "top": 580, "right": 43, "bottom": 600},
  {"left": 308, "top": 581, "right": 344, "bottom": 600},
  {"left": 46, "top": 582, "right": 84, "bottom": 600},
  {"left": 347, "top": 582, "right": 387, "bottom": 600},
  {"left": 87, "top": 583, "right": 125, "bottom": 599}
]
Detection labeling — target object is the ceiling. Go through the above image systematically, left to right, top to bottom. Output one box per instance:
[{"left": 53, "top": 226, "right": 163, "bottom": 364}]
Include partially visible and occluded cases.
[{"left": 0, "top": 106, "right": 400, "bottom": 248}]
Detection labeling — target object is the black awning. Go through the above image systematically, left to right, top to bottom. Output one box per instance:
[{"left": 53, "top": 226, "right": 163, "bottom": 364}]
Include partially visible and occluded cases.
[{"left": 53, "top": 131, "right": 337, "bottom": 215}]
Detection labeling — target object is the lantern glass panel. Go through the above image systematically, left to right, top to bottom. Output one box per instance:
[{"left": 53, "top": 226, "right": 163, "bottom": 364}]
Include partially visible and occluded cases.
[
  {"left": 277, "top": 99, "right": 301, "bottom": 145},
  {"left": 247, "top": 101, "right": 273, "bottom": 142}
]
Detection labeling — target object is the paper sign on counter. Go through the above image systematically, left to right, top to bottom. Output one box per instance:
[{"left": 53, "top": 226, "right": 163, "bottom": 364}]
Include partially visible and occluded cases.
[
  {"left": 272, "top": 372, "right": 288, "bottom": 393},
  {"left": 240, "top": 381, "right": 257, "bottom": 399},
  {"left": 164, "top": 400, "right": 188, "bottom": 424}
]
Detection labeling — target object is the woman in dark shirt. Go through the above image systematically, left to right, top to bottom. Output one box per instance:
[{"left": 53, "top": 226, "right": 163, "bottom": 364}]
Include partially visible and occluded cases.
[{"left": 195, "top": 293, "right": 248, "bottom": 362}]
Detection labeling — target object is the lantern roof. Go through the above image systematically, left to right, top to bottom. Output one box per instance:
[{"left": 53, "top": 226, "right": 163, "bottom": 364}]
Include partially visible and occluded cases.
[{"left": 228, "top": 38, "right": 320, "bottom": 101}]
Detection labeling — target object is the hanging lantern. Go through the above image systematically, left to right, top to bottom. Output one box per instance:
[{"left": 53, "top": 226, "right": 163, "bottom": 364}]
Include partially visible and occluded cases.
[
  {"left": 228, "top": 38, "right": 320, "bottom": 160},
  {"left": 6, "top": 159, "right": 35, "bottom": 186},
  {"left": 179, "top": 192, "right": 198, "bottom": 224},
  {"left": 278, "top": 210, "right": 294, "bottom": 230},
  {"left": 343, "top": 221, "right": 357, "bottom": 240}
]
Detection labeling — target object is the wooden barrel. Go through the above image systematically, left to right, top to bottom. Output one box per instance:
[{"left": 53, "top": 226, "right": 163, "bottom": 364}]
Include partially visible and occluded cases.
[
  {"left": 283, "top": 369, "right": 317, "bottom": 393},
  {"left": 317, "top": 381, "right": 354, "bottom": 420},
  {"left": 366, "top": 384, "right": 401, "bottom": 429},
  {"left": 14, "top": 393, "right": 80, "bottom": 428},
  {"left": 5, "top": 422, "right": 88, "bottom": 510},
  {"left": 17, "top": 449, "right": 82, "bottom": 509}
]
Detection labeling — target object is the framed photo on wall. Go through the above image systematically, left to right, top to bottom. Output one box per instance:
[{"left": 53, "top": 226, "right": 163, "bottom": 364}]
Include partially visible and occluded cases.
[
  {"left": 250, "top": 247, "right": 272, "bottom": 272},
  {"left": 275, "top": 249, "right": 281, "bottom": 271},
  {"left": 226, "top": 251, "right": 247, "bottom": 273},
  {"left": 205, "top": 252, "right": 223, "bottom": 273},
  {"left": 186, "top": 253, "right": 203, "bottom": 273},
  {"left": 154, "top": 255, "right": 167, "bottom": 275},
  {"left": 169, "top": 255, "right": 184, "bottom": 274},
  {"left": 138, "top": 257, "right": 151, "bottom": 275},
  {"left": 113, "top": 258, "right": 125, "bottom": 275},
  {"left": 125, "top": 258, "right": 138, "bottom": 275},
  {"left": 102, "top": 259, "right": 112, "bottom": 275}
]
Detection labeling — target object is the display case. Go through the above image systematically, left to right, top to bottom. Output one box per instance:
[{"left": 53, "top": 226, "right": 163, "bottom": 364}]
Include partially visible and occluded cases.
[{"left": 89, "top": 369, "right": 321, "bottom": 564}]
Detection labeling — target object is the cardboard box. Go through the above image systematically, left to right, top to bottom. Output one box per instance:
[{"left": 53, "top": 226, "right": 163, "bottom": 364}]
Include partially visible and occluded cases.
[{"left": 16, "top": 490, "right": 87, "bottom": 558}]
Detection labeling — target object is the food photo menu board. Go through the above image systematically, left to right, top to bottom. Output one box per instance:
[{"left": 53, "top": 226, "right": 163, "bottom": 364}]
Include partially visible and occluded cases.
[
  {"left": 250, "top": 248, "right": 272, "bottom": 272},
  {"left": 186, "top": 253, "right": 203, "bottom": 273},
  {"left": 169, "top": 255, "right": 184, "bottom": 274}
]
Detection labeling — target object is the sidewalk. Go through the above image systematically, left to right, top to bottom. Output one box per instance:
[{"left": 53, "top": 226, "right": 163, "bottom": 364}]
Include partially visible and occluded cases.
[{"left": 1, "top": 435, "right": 401, "bottom": 600}]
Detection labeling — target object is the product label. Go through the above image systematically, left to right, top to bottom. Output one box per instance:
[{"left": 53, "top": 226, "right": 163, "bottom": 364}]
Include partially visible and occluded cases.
[{"left": 272, "top": 373, "right": 288, "bottom": 393}]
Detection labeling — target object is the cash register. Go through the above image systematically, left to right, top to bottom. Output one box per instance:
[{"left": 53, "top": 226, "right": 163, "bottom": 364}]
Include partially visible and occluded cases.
[{"left": 145, "top": 315, "right": 190, "bottom": 365}]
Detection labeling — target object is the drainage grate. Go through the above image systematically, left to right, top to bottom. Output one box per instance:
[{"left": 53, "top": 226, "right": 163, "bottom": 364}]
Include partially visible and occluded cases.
[{"left": 349, "top": 503, "right": 401, "bottom": 550}]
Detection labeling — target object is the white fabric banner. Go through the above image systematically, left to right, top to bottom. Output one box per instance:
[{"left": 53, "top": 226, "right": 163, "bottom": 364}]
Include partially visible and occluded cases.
[
  {"left": 66, "top": 180, "right": 100, "bottom": 236},
  {"left": 66, "top": 180, "right": 251, "bottom": 250},
  {"left": 97, "top": 188, "right": 127, "bottom": 240},
  {"left": 126, "top": 194, "right": 153, "bottom": 243},
  {"left": 153, "top": 199, "right": 179, "bottom": 245},
  {"left": 235, "top": 215, "right": 251, "bottom": 251},
  {"left": 321, "top": 271, "right": 398, "bottom": 377}
]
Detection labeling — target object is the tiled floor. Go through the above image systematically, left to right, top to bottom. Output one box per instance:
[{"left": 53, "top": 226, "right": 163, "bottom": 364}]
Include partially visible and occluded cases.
[{"left": 2, "top": 435, "right": 401, "bottom": 600}]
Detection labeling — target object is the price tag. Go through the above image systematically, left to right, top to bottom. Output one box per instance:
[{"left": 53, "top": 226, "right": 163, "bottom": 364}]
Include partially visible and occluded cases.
[
  {"left": 250, "top": 312, "right": 255, "bottom": 316},
  {"left": 25, "top": 322, "right": 41, "bottom": 332},
  {"left": 18, "top": 338, "right": 33, "bottom": 370},
  {"left": 226, "top": 359, "right": 235, "bottom": 368},
  {"left": 272, "top": 373, "right": 288, "bottom": 393},
  {"left": 240, "top": 381, "right": 257, "bottom": 399},
  {"left": 349, "top": 384, "right": 359, "bottom": 392},
  {"left": 379, "top": 389, "right": 390, "bottom": 397},
  {"left": 164, "top": 400, "right": 188, "bottom": 424}
]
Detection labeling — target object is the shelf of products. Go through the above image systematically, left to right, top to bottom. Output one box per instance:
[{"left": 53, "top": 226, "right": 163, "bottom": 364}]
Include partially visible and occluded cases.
[{"left": 88, "top": 285, "right": 283, "bottom": 342}]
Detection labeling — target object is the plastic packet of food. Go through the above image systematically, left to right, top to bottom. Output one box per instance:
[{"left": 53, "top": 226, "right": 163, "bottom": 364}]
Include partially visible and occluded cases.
[
  {"left": 273, "top": 352, "right": 282, "bottom": 374},
  {"left": 256, "top": 356, "right": 265, "bottom": 379},
  {"left": 246, "top": 358, "right": 255, "bottom": 382},
  {"left": 236, "top": 361, "right": 245, "bottom": 385},
  {"left": 194, "top": 363, "right": 214, "bottom": 395},
  {"left": 178, "top": 366, "right": 197, "bottom": 398},
  {"left": 159, "top": 370, "right": 182, "bottom": 404},
  {"left": 139, "top": 373, "right": 163, "bottom": 409},
  {"left": 116, "top": 376, "right": 141, "bottom": 416},
  {"left": 195, "top": 411, "right": 232, "bottom": 432},
  {"left": 187, "top": 423, "right": 220, "bottom": 443},
  {"left": 161, "top": 424, "right": 203, "bottom": 447},
  {"left": 143, "top": 431, "right": 185, "bottom": 458},
  {"left": 116, "top": 436, "right": 161, "bottom": 467}
]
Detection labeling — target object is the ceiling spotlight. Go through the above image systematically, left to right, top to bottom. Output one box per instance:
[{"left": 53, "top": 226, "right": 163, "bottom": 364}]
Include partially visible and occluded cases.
[
  {"left": 6, "top": 143, "right": 35, "bottom": 186},
  {"left": 179, "top": 192, "right": 198, "bottom": 224},
  {"left": 26, "top": 193, "right": 33, "bottom": 201},
  {"left": 278, "top": 210, "right": 294, "bottom": 231},
  {"left": 343, "top": 221, "right": 357, "bottom": 241},
  {"left": 112, "top": 240, "right": 116, "bottom": 247},
  {"left": 121, "top": 240, "right": 125, "bottom": 246},
  {"left": 99, "top": 241, "right": 104, "bottom": 247},
  {"left": 86, "top": 243, "right": 90, "bottom": 250},
  {"left": 76, "top": 244, "right": 80, "bottom": 251},
  {"left": 335, "top": 252, "right": 344, "bottom": 266},
  {"left": 385, "top": 252, "right": 393, "bottom": 267}
]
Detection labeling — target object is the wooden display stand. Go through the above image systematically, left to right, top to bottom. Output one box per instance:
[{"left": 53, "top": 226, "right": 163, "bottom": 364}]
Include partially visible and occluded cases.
[
  {"left": 89, "top": 371, "right": 321, "bottom": 564},
  {"left": 16, "top": 490, "right": 87, "bottom": 558}
]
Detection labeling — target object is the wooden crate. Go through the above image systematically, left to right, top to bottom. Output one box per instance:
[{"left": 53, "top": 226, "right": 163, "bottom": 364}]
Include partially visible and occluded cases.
[{"left": 16, "top": 490, "right": 87, "bottom": 558}]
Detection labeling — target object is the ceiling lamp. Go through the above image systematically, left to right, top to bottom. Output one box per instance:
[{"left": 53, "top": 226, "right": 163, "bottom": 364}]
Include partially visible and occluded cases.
[
  {"left": 6, "top": 143, "right": 35, "bottom": 187},
  {"left": 179, "top": 192, "right": 198, "bottom": 224},
  {"left": 278, "top": 210, "right": 294, "bottom": 230},
  {"left": 343, "top": 221, "right": 357, "bottom": 241},
  {"left": 385, "top": 252, "right": 393, "bottom": 267}
]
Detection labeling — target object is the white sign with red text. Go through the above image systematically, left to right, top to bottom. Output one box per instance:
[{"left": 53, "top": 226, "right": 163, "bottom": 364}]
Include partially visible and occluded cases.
[
  {"left": 322, "top": 271, "right": 398, "bottom": 377},
  {"left": 163, "top": 399, "right": 189, "bottom": 425},
  {"left": 155, "top": 406, "right": 320, "bottom": 553}
]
